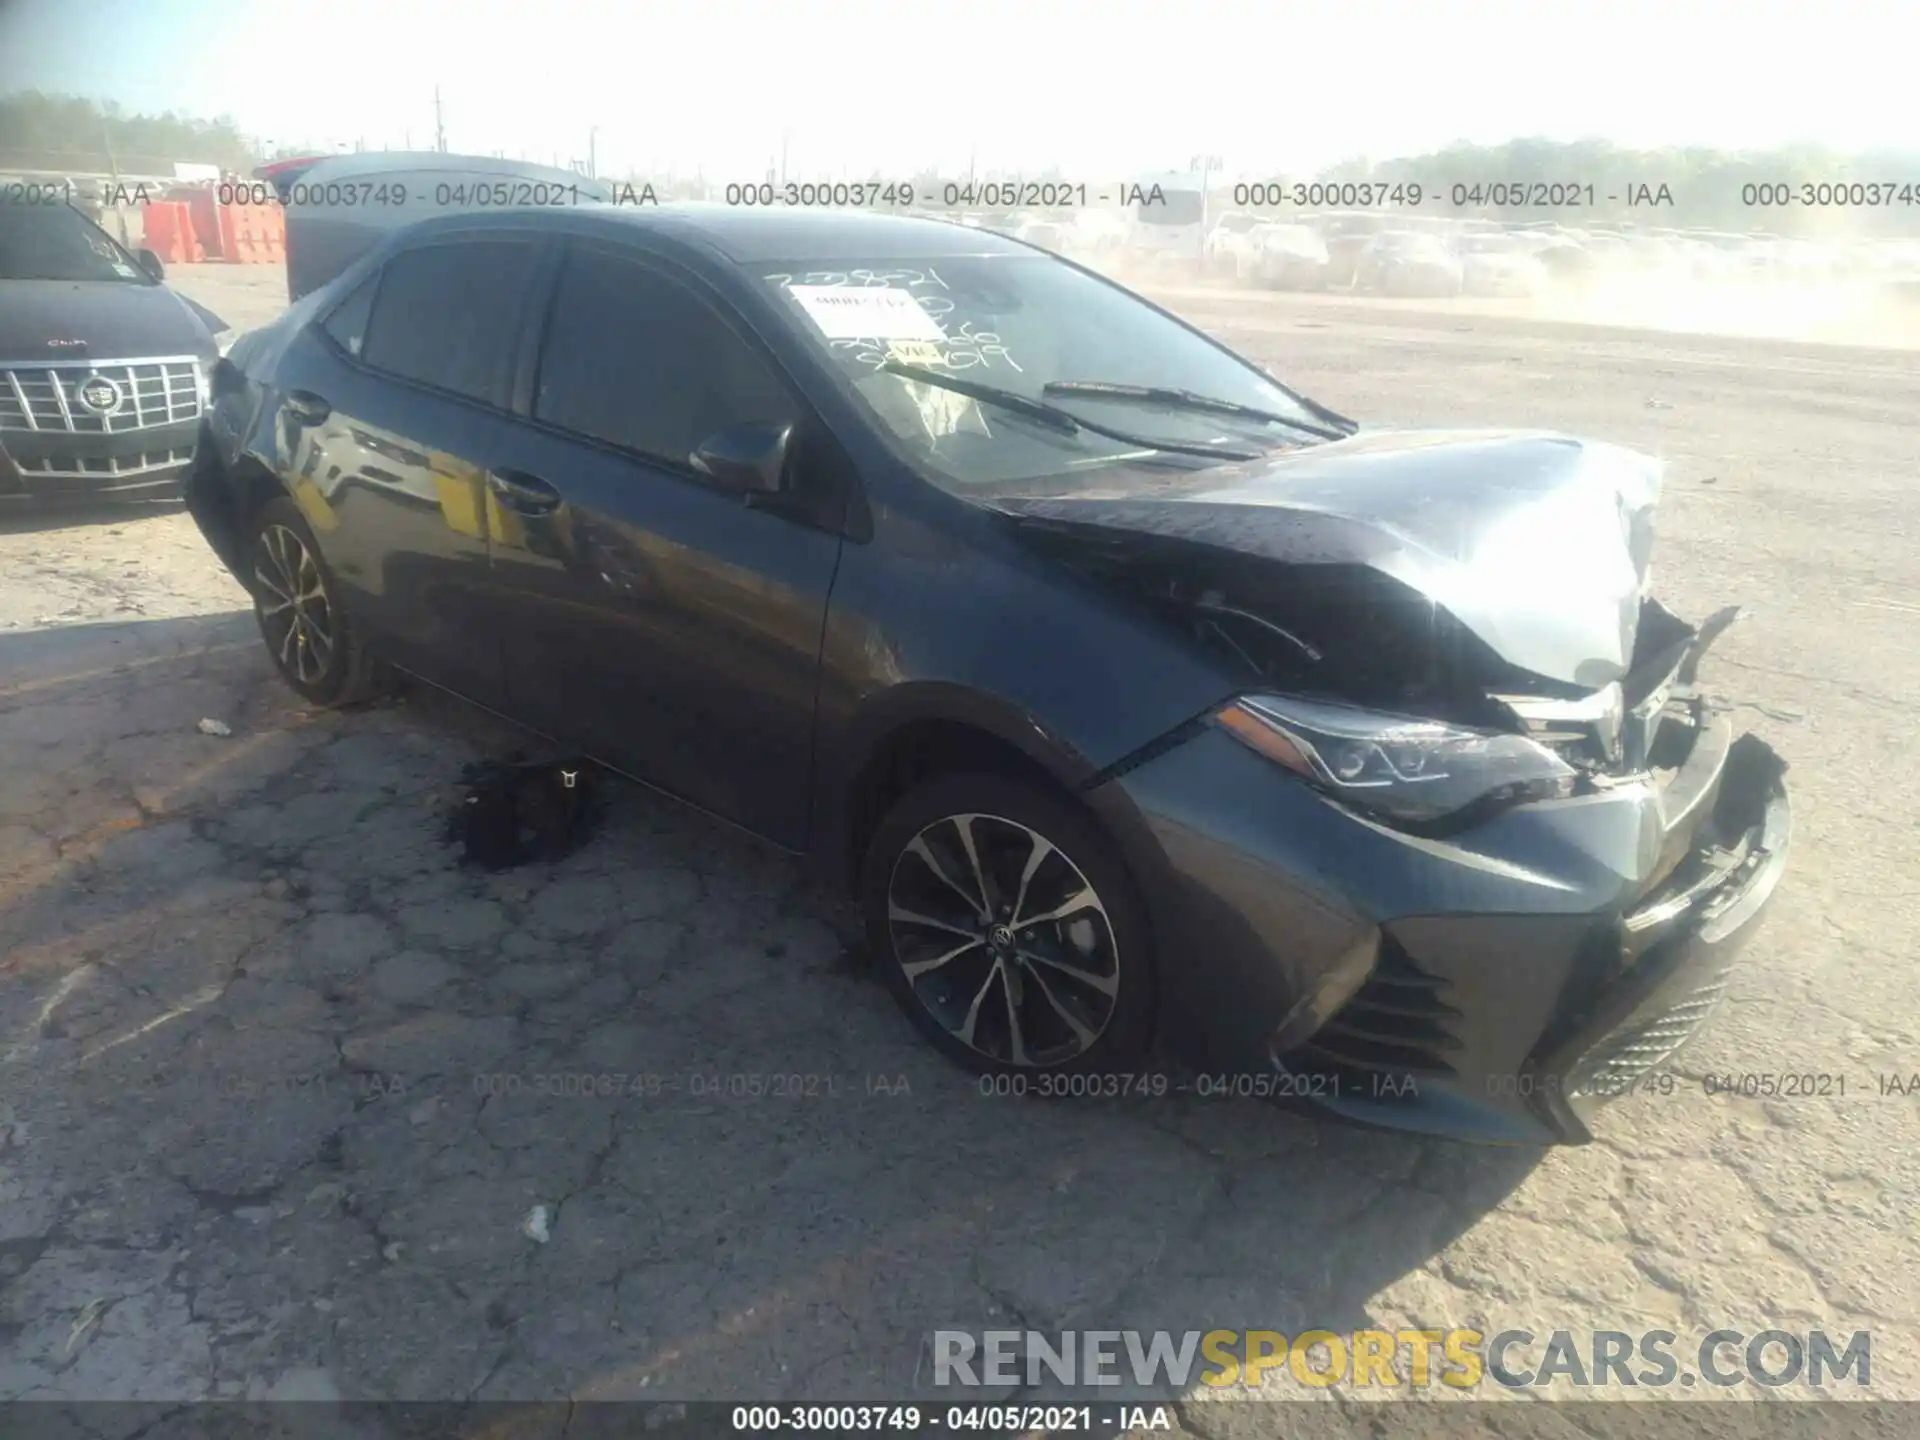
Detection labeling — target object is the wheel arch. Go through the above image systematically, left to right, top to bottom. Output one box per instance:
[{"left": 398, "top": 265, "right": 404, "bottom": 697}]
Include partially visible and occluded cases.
[
  {"left": 184, "top": 435, "right": 296, "bottom": 579},
  {"left": 818, "top": 683, "right": 1177, "bottom": 917},
  {"left": 816, "top": 685, "right": 1098, "bottom": 888}
]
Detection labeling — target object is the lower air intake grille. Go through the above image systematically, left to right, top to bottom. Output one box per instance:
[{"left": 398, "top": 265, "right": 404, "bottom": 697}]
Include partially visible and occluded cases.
[
  {"left": 15, "top": 445, "right": 194, "bottom": 481},
  {"left": 1282, "top": 940, "right": 1462, "bottom": 1093},
  {"left": 1565, "top": 966, "right": 1733, "bottom": 1099}
]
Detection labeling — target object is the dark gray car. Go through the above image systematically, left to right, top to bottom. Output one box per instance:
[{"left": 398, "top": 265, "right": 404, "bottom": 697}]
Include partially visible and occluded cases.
[
  {"left": 0, "top": 200, "right": 226, "bottom": 502},
  {"left": 182, "top": 205, "right": 1791, "bottom": 1145}
]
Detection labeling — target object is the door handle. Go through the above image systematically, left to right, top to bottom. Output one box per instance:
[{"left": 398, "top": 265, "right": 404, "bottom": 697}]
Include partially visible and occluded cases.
[
  {"left": 283, "top": 389, "right": 331, "bottom": 425},
  {"left": 486, "top": 467, "right": 563, "bottom": 515}
]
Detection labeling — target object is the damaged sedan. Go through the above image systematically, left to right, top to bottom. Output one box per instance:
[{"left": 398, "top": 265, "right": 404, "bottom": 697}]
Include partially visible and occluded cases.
[{"left": 182, "top": 206, "right": 1791, "bottom": 1144}]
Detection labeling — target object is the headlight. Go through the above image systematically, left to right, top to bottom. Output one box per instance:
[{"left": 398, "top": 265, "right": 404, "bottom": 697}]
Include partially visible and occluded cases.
[{"left": 1213, "top": 695, "right": 1577, "bottom": 828}]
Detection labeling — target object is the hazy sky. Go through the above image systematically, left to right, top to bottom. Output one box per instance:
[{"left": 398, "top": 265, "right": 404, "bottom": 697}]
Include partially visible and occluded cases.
[{"left": 3, "top": 0, "right": 1909, "bottom": 177}]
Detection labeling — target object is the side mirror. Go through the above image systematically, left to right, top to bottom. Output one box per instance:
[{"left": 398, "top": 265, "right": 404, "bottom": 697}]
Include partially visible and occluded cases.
[
  {"left": 135, "top": 248, "right": 166, "bottom": 281},
  {"left": 690, "top": 421, "right": 792, "bottom": 496}
]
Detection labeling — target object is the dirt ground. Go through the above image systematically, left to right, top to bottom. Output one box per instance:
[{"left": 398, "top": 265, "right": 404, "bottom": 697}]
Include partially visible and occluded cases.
[{"left": 2, "top": 265, "right": 1917, "bottom": 1425}]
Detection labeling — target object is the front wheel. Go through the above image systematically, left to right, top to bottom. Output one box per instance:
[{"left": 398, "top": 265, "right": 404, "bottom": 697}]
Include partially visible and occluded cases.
[
  {"left": 246, "top": 496, "right": 385, "bottom": 706},
  {"left": 860, "top": 773, "right": 1157, "bottom": 1076}
]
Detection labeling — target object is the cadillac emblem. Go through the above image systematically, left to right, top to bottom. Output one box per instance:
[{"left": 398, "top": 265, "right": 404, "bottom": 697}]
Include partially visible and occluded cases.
[{"left": 74, "top": 374, "right": 123, "bottom": 416}]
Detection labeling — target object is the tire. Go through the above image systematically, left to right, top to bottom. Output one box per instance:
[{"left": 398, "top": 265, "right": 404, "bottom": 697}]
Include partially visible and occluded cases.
[
  {"left": 244, "top": 495, "right": 386, "bottom": 706},
  {"left": 860, "top": 772, "right": 1157, "bottom": 1076}
]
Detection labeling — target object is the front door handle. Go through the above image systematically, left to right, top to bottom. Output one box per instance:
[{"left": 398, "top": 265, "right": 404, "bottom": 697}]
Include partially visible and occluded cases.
[
  {"left": 284, "top": 389, "right": 331, "bottom": 425},
  {"left": 487, "top": 468, "right": 562, "bottom": 515}
]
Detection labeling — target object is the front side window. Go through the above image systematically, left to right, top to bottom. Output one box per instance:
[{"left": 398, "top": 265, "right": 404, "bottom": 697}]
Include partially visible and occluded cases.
[
  {"left": 360, "top": 239, "right": 539, "bottom": 404},
  {"left": 534, "top": 246, "right": 796, "bottom": 468},
  {"left": 758, "top": 253, "right": 1334, "bottom": 494}
]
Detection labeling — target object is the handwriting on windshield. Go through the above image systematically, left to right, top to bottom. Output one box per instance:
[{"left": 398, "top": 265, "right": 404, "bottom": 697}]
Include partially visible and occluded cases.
[{"left": 767, "top": 269, "right": 1022, "bottom": 374}]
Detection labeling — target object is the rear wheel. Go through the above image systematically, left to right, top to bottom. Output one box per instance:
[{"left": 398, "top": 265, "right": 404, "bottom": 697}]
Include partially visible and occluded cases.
[
  {"left": 246, "top": 496, "right": 385, "bottom": 706},
  {"left": 860, "top": 773, "right": 1157, "bottom": 1076}
]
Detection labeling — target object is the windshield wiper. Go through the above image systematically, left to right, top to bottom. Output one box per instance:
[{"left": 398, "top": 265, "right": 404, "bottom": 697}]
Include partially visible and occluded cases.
[
  {"left": 882, "top": 361, "right": 1262, "bottom": 462},
  {"left": 883, "top": 361, "right": 1080, "bottom": 434},
  {"left": 1042, "top": 381, "right": 1347, "bottom": 442}
]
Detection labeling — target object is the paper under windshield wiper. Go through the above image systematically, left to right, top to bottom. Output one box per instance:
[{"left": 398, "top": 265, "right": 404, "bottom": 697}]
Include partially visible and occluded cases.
[
  {"left": 882, "top": 362, "right": 1262, "bottom": 461},
  {"left": 1041, "top": 381, "right": 1345, "bottom": 441}
]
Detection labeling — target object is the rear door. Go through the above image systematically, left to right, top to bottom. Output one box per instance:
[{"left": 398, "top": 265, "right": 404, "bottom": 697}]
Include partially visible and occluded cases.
[
  {"left": 269, "top": 231, "right": 545, "bottom": 704},
  {"left": 483, "top": 240, "right": 847, "bottom": 847}
]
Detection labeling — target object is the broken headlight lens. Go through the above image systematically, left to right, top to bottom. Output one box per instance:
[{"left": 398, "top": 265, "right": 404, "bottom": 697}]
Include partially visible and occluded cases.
[{"left": 1215, "top": 694, "right": 1577, "bottom": 827}]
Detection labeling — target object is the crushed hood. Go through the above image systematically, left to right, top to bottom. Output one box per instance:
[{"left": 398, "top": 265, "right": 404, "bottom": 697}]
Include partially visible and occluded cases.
[{"left": 987, "top": 429, "right": 1663, "bottom": 689}]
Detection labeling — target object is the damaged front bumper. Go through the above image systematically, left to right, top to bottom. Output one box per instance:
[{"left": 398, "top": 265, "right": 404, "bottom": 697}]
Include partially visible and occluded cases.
[
  {"left": 1092, "top": 627, "right": 1792, "bottom": 1146},
  {"left": 1282, "top": 722, "right": 1790, "bottom": 1144},
  {"left": 1547, "top": 738, "right": 1790, "bottom": 1135}
]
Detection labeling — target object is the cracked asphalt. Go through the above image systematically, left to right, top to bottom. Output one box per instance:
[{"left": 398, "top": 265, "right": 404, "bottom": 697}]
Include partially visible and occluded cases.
[{"left": 1, "top": 267, "right": 1916, "bottom": 1425}]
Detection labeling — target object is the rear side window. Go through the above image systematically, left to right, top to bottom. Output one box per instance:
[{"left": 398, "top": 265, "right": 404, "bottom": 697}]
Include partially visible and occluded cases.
[
  {"left": 361, "top": 240, "right": 539, "bottom": 405},
  {"left": 533, "top": 246, "right": 795, "bottom": 468},
  {"left": 320, "top": 273, "right": 377, "bottom": 358}
]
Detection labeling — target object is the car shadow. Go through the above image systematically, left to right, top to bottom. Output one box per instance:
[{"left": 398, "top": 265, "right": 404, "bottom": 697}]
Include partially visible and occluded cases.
[{"left": 0, "top": 610, "right": 1543, "bottom": 1411}]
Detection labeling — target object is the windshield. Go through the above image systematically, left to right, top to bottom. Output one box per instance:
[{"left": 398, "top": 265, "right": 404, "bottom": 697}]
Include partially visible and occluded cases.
[
  {"left": 0, "top": 204, "right": 151, "bottom": 283},
  {"left": 758, "top": 254, "right": 1329, "bottom": 493}
]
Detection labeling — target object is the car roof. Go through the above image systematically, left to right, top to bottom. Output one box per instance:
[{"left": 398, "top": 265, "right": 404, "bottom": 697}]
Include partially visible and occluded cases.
[
  {"left": 298, "top": 151, "right": 599, "bottom": 186},
  {"left": 404, "top": 202, "right": 1036, "bottom": 264}
]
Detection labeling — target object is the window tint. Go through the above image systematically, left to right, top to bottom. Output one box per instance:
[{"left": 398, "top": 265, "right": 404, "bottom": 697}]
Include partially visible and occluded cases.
[
  {"left": 361, "top": 240, "right": 539, "bottom": 403},
  {"left": 534, "top": 247, "right": 795, "bottom": 468},
  {"left": 320, "top": 273, "right": 378, "bottom": 359}
]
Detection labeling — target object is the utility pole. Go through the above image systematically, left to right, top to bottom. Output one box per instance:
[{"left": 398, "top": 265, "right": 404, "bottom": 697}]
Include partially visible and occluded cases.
[
  {"left": 433, "top": 88, "right": 446, "bottom": 153},
  {"left": 589, "top": 127, "right": 598, "bottom": 180},
  {"left": 780, "top": 129, "right": 790, "bottom": 184}
]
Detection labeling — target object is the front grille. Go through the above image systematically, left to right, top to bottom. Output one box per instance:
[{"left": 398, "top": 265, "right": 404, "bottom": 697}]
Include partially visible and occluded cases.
[
  {"left": 0, "top": 357, "right": 204, "bottom": 434},
  {"left": 12, "top": 445, "right": 195, "bottom": 481},
  {"left": 1282, "top": 940, "right": 1463, "bottom": 1092},
  {"left": 1565, "top": 965, "right": 1732, "bottom": 1099}
]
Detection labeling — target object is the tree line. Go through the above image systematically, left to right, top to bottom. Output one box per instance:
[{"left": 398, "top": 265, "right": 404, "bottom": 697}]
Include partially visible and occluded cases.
[{"left": 0, "top": 92, "right": 267, "bottom": 177}]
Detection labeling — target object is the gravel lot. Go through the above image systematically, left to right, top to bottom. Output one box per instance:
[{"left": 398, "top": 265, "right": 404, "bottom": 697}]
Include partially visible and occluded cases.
[{"left": 2, "top": 265, "right": 1916, "bottom": 1421}]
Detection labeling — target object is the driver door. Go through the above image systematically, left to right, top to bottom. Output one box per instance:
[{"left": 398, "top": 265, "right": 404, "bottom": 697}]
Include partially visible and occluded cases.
[{"left": 485, "top": 241, "right": 845, "bottom": 848}]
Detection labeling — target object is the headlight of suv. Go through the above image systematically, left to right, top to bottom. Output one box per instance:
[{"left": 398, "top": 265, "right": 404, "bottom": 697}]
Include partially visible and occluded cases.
[{"left": 1213, "top": 694, "right": 1577, "bottom": 828}]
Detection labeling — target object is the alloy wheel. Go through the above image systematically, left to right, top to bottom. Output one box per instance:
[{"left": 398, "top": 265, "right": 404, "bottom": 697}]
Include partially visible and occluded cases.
[
  {"left": 253, "top": 523, "right": 335, "bottom": 687},
  {"left": 886, "top": 812, "right": 1120, "bottom": 1067}
]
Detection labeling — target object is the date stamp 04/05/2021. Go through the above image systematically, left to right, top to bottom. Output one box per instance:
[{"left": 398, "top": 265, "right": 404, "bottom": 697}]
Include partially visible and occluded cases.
[
  {"left": 13, "top": 171, "right": 1920, "bottom": 220},
  {"left": 117, "top": 1064, "right": 1920, "bottom": 1108}
]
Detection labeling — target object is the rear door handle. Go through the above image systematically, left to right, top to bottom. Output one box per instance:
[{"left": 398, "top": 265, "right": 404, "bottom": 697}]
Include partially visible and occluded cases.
[
  {"left": 284, "top": 389, "right": 331, "bottom": 425},
  {"left": 487, "top": 467, "right": 563, "bottom": 515}
]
